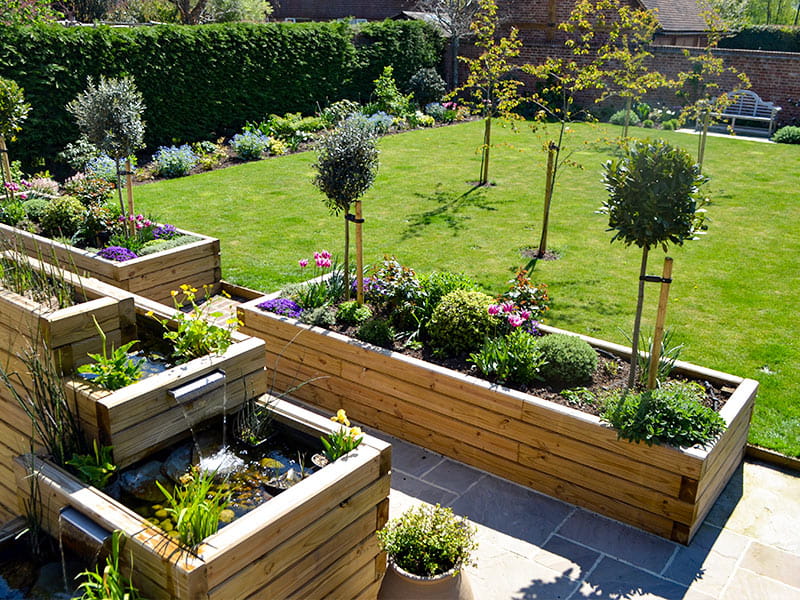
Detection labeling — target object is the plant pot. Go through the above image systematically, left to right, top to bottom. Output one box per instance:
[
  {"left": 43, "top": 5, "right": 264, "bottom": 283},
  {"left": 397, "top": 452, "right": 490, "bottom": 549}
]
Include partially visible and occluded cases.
[
  {"left": 0, "top": 222, "right": 222, "bottom": 304},
  {"left": 238, "top": 297, "right": 758, "bottom": 544},
  {"left": 14, "top": 398, "right": 392, "bottom": 600},
  {"left": 379, "top": 562, "right": 474, "bottom": 600}
]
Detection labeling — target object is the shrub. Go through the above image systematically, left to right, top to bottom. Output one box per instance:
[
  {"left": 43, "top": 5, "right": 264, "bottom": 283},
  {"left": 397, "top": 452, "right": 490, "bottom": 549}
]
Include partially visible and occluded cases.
[
  {"left": 372, "top": 65, "right": 413, "bottom": 116},
  {"left": 406, "top": 67, "right": 446, "bottom": 106},
  {"left": 321, "top": 99, "right": 361, "bottom": 126},
  {"left": 424, "top": 102, "right": 447, "bottom": 121},
  {"left": 609, "top": 109, "right": 640, "bottom": 127},
  {"left": 365, "top": 111, "right": 394, "bottom": 133},
  {"left": 407, "top": 111, "right": 435, "bottom": 127},
  {"left": 661, "top": 118, "right": 679, "bottom": 131},
  {"left": 642, "top": 119, "right": 655, "bottom": 128},
  {"left": 773, "top": 125, "right": 800, "bottom": 144},
  {"left": 229, "top": 131, "right": 270, "bottom": 160},
  {"left": 192, "top": 138, "right": 228, "bottom": 170},
  {"left": 152, "top": 144, "right": 199, "bottom": 178},
  {"left": 85, "top": 154, "right": 137, "bottom": 183},
  {"left": 63, "top": 174, "right": 115, "bottom": 206},
  {"left": 26, "top": 177, "right": 59, "bottom": 200},
  {"left": 40, "top": 195, "right": 84, "bottom": 238},
  {"left": 22, "top": 197, "right": 49, "bottom": 222},
  {"left": 0, "top": 201, "right": 25, "bottom": 226},
  {"left": 72, "top": 202, "right": 120, "bottom": 248},
  {"left": 137, "top": 234, "right": 201, "bottom": 256},
  {"left": 499, "top": 268, "right": 550, "bottom": 320},
  {"left": 428, "top": 290, "right": 495, "bottom": 357},
  {"left": 336, "top": 300, "right": 373, "bottom": 325},
  {"left": 299, "top": 306, "right": 337, "bottom": 327},
  {"left": 355, "top": 318, "right": 395, "bottom": 348},
  {"left": 470, "top": 329, "right": 546, "bottom": 386},
  {"left": 536, "top": 333, "right": 597, "bottom": 387},
  {"left": 601, "top": 381, "right": 726, "bottom": 448},
  {"left": 377, "top": 504, "right": 477, "bottom": 577}
]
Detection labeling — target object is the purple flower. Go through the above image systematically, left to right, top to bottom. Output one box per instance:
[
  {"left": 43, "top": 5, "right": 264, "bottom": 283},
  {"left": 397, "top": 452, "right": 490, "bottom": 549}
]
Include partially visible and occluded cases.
[
  {"left": 153, "top": 224, "right": 178, "bottom": 239},
  {"left": 98, "top": 246, "right": 138, "bottom": 262},
  {"left": 298, "top": 258, "right": 309, "bottom": 268},
  {"left": 257, "top": 297, "right": 304, "bottom": 318},
  {"left": 501, "top": 302, "right": 515, "bottom": 313},
  {"left": 488, "top": 304, "right": 501, "bottom": 316}
]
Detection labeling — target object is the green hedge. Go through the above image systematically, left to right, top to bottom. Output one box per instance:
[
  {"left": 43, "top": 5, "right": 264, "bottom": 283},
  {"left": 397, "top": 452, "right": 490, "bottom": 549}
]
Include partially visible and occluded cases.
[
  {"left": 0, "top": 21, "right": 444, "bottom": 168},
  {"left": 719, "top": 25, "right": 800, "bottom": 53}
]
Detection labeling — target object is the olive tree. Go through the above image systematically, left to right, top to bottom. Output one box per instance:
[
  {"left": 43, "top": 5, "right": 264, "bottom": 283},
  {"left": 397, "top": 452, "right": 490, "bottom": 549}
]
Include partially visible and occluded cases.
[
  {"left": 67, "top": 76, "right": 146, "bottom": 224},
  {"left": 0, "top": 77, "right": 31, "bottom": 195},
  {"left": 313, "top": 116, "right": 380, "bottom": 303},
  {"left": 601, "top": 139, "right": 708, "bottom": 388}
]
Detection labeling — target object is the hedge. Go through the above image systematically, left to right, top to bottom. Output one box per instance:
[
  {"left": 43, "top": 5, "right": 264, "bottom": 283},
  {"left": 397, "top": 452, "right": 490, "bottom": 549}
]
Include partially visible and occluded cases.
[
  {"left": 0, "top": 21, "right": 444, "bottom": 168},
  {"left": 719, "top": 25, "right": 800, "bottom": 53}
]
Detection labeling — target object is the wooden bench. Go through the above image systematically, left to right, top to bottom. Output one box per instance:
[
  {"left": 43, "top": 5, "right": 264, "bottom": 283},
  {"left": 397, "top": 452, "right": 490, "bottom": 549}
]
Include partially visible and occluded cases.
[{"left": 706, "top": 90, "right": 782, "bottom": 135}]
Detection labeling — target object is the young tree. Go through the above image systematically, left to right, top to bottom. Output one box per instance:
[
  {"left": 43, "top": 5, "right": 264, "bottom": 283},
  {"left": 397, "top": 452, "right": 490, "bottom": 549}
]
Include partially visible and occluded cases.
[
  {"left": 415, "top": 0, "right": 481, "bottom": 88},
  {"left": 454, "top": 0, "right": 523, "bottom": 186},
  {"left": 67, "top": 76, "right": 146, "bottom": 226},
  {"left": 0, "top": 77, "right": 30, "bottom": 197},
  {"left": 313, "top": 116, "right": 380, "bottom": 303},
  {"left": 600, "top": 139, "right": 709, "bottom": 388}
]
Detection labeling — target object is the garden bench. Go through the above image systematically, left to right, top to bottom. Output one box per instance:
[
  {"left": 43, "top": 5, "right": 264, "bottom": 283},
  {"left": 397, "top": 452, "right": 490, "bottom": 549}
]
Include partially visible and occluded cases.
[{"left": 703, "top": 90, "right": 782, "bottom": 135}]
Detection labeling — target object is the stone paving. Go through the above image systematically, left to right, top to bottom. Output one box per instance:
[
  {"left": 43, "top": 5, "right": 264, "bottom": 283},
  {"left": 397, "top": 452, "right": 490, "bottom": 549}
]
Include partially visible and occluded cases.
[{"left": 378, "top": 431, "right": 800, "bottom": 600}]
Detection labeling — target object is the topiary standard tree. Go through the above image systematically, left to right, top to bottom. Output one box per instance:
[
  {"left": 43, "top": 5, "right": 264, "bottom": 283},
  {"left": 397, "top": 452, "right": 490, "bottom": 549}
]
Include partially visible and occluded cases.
[
  {"left": 67, "top": 76, "right": 146, "bottom": 231},
  {"left": 0, "top": 77, "right": 31, "bottom": 198},
  {"left": 313, "top": 116, "right": 380, "bottom": 303},
  {"left": 601, "top": 139, "right": 709, "bottom": 388}
]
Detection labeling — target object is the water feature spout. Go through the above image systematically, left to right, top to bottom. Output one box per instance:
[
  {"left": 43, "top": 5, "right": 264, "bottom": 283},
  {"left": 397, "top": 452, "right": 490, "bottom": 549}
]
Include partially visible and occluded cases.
[
  {"left": 167, "top": 369, "right": 226, "bottom": 405},
  {"left": 59, "top": 508, "right": 112, "bottom": 555}
]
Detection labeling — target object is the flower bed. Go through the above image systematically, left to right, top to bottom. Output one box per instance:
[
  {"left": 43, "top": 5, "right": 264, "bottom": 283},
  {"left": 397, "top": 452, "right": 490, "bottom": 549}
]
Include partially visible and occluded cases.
[
  {"left": 0, "top": 222, "right": 222, "bottom": 305},
  {"left": 239, "top": 297, "right": 757, "bottom": 544},
  {"left": 14, "top": 398, "right": 392, "bottom": 600}
]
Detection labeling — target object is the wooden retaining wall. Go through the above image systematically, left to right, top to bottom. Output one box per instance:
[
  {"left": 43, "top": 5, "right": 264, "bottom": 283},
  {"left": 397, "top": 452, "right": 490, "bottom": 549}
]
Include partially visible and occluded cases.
[
  {"left": 0, "top": 223, "right": 222, "bottom": 305},
  {"left": 239, "top": 303, "right": 758, "bottom": 544},
  {"left": 15, "top": 399, "right": 391, "bottom": 600}
]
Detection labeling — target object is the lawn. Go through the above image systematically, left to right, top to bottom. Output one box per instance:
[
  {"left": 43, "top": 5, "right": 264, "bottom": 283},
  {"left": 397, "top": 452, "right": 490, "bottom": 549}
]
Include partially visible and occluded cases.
[{"left": 135, "top": 121, "right": 800, "bottom": 457}]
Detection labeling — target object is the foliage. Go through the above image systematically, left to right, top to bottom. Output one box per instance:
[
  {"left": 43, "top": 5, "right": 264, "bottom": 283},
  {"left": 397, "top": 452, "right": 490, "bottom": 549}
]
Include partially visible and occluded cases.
[
  {"left": 0, "top": 0, "right": 60, "bottom": 24},
  {"left": 203, "top": 0, "right": 273, "bottom": 23},
  {"left": 0, "top": 21, "right": 442, "bottom": 168},
  {"left": 719, "top": 25, "right": 800, "bottom": 52},
  {"left": 371, "top": 66, "right": 413, "bottom": 117},
  {"left": 406, "top": 67, "right": 447, "bottom": 107},
  {"left": 0, "top": 77, "right": 30, "bottom": 141},
  {"left": 320, "top": 99, "right": 361, "bottom": 126},
  {"left": 609, "top": 109, "right": 641, "bottom": 127},
  {"left": 773, "top": 125, "right": 800, "bottom": 144},
  {"left": 229, "top": 131, "right": 270, "bottom": 161},
  {"left": 58, "top": 138, "right": 101, "bottom": 171},
  {"left": 192, "top": 138, "right": 228, "bottom": 170},
  {"left": 153, "top": 144, "right": 199, "bottom": 177},
  {"left": 86, "top": 154, "right": 136, "bottom": 184},
  {"left": 63, "top": 175, "right": 115, "bottom": 206},
  {"left": 26, "top": 176, "right": 59, "bottom": 200},
  {"left": 40, "top": 195, "right": 84, "bottom": 239},
  {"left": 22, "top": 197, "right": 48, "bottom": 222},
  {"left": 0, "top": 199, "right": 24, "bottom": 226},
  {"left": 137, "top": 233, "right": 199, "bottom": 255},
  {"left": 0, "top": 248, "right": 78, "bottom": 309},
  {"left": 285, "top": 250, "right": 343, "bottom": 310},
  {"left": 366, "top": 255, "right": 425, "bottom": 312},
  {"left": 498, "top": 268, "right": 550, "bottom": 321},
  {"left": 151, "top": 285, "right": 239, "bottom": 362},
  {"left": 428, "top": 289, "right": 495, "bottom": 357},
  {"left": 336, "top": 300, "right": 373, "bottom": 325},
  {"left": 299, "top": 306, "right": 337, "bottom": 327},
  {"left": 77, "top": 317, "right": 143, "bottom": 391},
  {"left": 355, "top": 318, "right": 395, "bottom": 348},
  {"left": 626, "top": 328, "right": 683, "bottom": 388},
  {"left": 470, "top": 329, "right": 545, "bottom": 386},
  {"left": 537, "top": 333, "right": 598, "bottom": 387},
  {"left": 601, "top": 381, "right": 726, "bottom": 448},
  {"left": 561, "top": 386, "right": 597, "bottom": 409},
  {"left": 235, "top": 394, "right": 275, "bottom": 445},
  {"left": 321, "top": 409, "right": 363, "bottom": 462},
  {"left": 66, "top": 440, "right": 117, "bottom": 489},
  {"left": 157, "top": 467, "right": 230, "bottom": 549},
  {"left": 377, "top": 503, "right": 477, "bottom": 577},
  {"left": 77, "top": 530, "right": 142, "bottom": 600}
]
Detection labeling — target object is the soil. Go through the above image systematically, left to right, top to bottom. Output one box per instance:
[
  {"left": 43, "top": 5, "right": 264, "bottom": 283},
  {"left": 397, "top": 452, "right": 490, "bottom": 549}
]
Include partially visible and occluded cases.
[{"left": 329, "top": 319, "right": 731, "bottom": 418}]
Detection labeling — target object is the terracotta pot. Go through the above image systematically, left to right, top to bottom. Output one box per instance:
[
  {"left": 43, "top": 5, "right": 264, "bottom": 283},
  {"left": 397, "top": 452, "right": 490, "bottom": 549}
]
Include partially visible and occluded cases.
[{"left": 379, "top": 561, "right": 474, "bottom": 600}]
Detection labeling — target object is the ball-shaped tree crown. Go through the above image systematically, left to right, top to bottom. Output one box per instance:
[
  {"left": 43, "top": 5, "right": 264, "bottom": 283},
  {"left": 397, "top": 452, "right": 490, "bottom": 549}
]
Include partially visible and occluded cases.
[{"left": 601, "top": 139, "right": 708, "bottom": 250}]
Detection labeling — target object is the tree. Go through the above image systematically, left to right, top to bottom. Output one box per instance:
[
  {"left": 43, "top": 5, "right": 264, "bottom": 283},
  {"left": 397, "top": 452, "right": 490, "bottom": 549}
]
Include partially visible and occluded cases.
[
  {"left": 0, "top": 0, "right": 61, "bottom": 24},
  {"left": 168, "top": 0, "right": 208, "bottom": 23},
  {"left": 416, "top": 0, "right": 480, "bottom": 88},
  {"left": 454, "top": 0, "right": 523, "bottom": 186},
  {"left": 0, "top": 77, "right": 31, "bottom": 199},
  {"left": 67, "top": 77, "right": 146, "bottom": 224},
  {"left": 313, "top": 116, "right": 380, "bottom": 303},
  {"left": 600, "top": 139, "right": 709, "bottom": 388}
]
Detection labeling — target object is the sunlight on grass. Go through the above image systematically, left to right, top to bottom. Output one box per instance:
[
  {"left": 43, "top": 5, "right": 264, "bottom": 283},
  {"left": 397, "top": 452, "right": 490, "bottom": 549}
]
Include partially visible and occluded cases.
[{"left": 136, "top": 121, "right": 800, "bottom": 456}]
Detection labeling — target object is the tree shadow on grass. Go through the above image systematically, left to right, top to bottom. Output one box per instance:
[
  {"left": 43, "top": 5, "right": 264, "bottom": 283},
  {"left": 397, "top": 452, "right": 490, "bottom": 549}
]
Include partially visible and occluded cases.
[{"left": 400, "top": 184, "right": 501, "bottom": 239}]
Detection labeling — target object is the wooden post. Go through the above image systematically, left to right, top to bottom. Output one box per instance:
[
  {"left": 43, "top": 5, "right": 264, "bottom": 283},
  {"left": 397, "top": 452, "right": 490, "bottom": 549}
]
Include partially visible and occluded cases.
[
  {"left": 698, "top": 111, "right": 709, "bottom": 170},
  {"left": 480, "top": 116, "right": 492, "bottom": 185},
  {"left": 0, "top": 136, "right": 12, "bottom": 201},
  {"left": 537, "top": 142, "right": 557, "bottom": 257},
  {"left": 125, "top": 158, "right": 135, "bottom": 236},
  {"left": 355, "top": 200, "right": 364, "bottom": 305},
  {"left": 647, "top": 257, "right": 674, "bottom": 390}
]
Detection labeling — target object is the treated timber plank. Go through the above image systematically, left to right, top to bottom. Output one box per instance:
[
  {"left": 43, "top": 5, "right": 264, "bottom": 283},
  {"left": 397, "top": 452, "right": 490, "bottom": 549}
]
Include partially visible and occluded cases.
[
  {"left": 114, "top": 237, "right": 219, "bottom": 280},
  {"left": 126, "top": 255, "right": 219, "bottom": 290},
  {"left": 129, "top": 268, "right": 221, "bottom": 305},
  {"left": 203, "top": 447, "right": 382, "bottom": 586},
  {"left": 354, "top": 577, "right": 383, "bottom": 600}
]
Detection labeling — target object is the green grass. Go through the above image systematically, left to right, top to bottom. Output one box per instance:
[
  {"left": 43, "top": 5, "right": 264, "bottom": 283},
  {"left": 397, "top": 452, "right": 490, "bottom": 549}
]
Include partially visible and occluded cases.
[{"left": 135, "top": 121, "right": 800, "bottom": 456}]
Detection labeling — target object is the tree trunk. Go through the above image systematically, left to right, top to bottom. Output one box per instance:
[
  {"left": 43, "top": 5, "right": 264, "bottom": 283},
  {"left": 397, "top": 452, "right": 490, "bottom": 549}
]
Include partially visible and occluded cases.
[
  {"left": 451, "top": 37, "right": 461, "bottom": 89},
  {"left": 622, "top": 97, "right": 632, "bottom": 139},
  {"left": 480, "top": 116, "right": 492, "bottom": 185},
  {"left": 0, "top": 136, "right": 12, "bottom": 201},
  {"left": 537, "top": 142, "right": 557, "bottom": 257},
  {"left": 125, "top": 158, "right": 135, "bottom": 237},
  {"left": 115, "top": 159, "right": 125, "bottom": 217},
  {"left": 343, "top": 213, "right": 351, "bottom": 301},
  {"left": 627, "top": 246, "right": 650, "bottom": 389}
]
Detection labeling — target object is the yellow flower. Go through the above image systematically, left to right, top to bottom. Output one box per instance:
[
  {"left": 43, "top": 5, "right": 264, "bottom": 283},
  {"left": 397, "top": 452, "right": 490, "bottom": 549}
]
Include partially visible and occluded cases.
[
  {"left": 171, "top": 290, "right": 178, "bottom": 297},
  {"left": 145, "top": 310, "right": 154, "bottom": 317},
  {"left": 330, "top": 408, "right": 350, "bottom": 426},
  {"left": 349, "top": 427, "right": 362, "bottom": 438}
]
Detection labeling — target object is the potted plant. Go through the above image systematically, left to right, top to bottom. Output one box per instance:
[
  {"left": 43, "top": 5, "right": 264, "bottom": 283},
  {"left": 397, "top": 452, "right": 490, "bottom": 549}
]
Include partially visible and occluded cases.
[{"left": 377, "top": 504, "right": 477, "bottom": 600}]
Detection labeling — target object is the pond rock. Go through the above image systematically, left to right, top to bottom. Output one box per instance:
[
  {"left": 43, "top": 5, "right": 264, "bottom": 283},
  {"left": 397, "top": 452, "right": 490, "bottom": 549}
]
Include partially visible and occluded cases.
[
  {"left": 192, "top": 428, "right": 224, "bottom": 463},
  {"left": 162, "top": 443, "right": 193, "bottom": 483},
  {"left": 119, "top": 460, "right": 171, "bottom": 502},
  {"left": 29, "top": 560, "right": 82, "bottom": 599}
]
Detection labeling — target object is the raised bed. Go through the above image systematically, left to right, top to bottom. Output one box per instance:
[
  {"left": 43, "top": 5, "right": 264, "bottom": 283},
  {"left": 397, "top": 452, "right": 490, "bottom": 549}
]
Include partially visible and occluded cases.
[
  {"left": 0, "top": 222, "right": 222, "bottom": 304},
  {"left": 239, "top": 299, "right": 758, "bottom": 544},
  {"left": 14, "top": 399, "right": 392, "bottom": 600}
]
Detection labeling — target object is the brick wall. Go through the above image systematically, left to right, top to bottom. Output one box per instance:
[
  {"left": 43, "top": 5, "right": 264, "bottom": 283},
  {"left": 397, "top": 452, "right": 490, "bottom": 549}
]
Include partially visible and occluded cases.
[{"left": 273, "top": 0, "right": 412, "bottom": 21}]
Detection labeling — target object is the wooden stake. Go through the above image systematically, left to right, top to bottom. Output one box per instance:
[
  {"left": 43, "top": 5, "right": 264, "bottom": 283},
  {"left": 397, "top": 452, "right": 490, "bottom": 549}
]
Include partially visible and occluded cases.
[
  {"left": 698, "top": 111, "right": 709, "bottom": 170},
  {"left": 480, "top": 116, "right": 492, "bottom": 185},
  {"left": 0, "top": 136, "right": 12, "bottom": 201},
  {"left": 537, "top": 142, "right": 556, "bottom": 257},
  {"left": 125, "top": 158, "right": 135, "bottom": 236},
  {"left": 355, "top": 200, "right": 364, "bottom": 305},
  {"left": 647, "top": 257, "right": 674, "bottom": 390}
]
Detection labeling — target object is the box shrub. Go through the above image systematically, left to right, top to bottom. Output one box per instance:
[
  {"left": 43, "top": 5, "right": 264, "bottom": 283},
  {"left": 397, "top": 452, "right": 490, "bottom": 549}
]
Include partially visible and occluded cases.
[
  {"left": 773, "top": 125, "right": 800, "bottom": 144},
  {"left": 428, "top": 290, "right": 495, "bottom": 357},
  {"left": 536, "top": 333, "right": 598, "bottom": 387}
]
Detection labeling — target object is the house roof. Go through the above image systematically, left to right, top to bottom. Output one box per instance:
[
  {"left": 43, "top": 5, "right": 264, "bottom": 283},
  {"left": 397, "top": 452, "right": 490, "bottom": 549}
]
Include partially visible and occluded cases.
[{"left": 639, "top": 0, "right": 708, "bottom": 33}]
